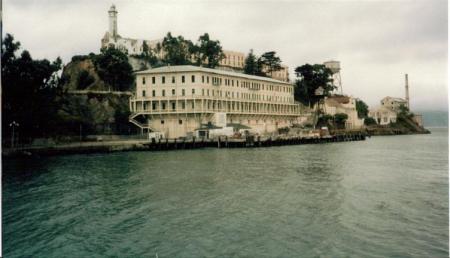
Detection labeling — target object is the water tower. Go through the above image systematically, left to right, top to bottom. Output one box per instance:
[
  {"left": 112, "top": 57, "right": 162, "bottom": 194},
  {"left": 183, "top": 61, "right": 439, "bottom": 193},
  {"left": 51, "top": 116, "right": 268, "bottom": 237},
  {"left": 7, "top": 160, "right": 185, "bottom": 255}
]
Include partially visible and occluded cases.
[{"left": 323, "top": 60, "right": 343, "bottom": 95}]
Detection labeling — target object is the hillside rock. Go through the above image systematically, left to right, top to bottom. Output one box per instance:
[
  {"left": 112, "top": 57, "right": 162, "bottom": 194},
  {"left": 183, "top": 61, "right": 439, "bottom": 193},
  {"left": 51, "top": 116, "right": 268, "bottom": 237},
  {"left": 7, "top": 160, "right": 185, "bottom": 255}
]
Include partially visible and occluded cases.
[{"left": 61, "top": 58, "right": 108, "bottom": 91}]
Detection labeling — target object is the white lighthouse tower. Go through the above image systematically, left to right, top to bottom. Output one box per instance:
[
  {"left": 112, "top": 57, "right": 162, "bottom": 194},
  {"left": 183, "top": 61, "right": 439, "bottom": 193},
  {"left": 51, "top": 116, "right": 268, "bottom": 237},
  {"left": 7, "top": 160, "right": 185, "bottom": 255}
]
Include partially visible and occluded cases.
[{"left": 109, "top": 5, "right": 118, "bottom": 38}]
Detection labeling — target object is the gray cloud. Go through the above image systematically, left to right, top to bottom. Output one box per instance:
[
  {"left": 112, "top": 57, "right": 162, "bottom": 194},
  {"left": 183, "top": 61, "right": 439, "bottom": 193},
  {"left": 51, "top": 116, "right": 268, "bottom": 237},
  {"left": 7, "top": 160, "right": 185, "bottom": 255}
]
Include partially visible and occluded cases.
[{"left": 3, "top": 0, "right": 448, "bottom": 110}]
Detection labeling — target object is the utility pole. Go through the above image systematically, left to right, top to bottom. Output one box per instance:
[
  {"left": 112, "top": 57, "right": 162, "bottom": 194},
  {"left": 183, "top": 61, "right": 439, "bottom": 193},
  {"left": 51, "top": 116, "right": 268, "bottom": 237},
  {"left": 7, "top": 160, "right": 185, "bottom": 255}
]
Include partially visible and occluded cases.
[
  {"left": 405, "top": 74, "right": 410, "bottom": 109},
  {"left": 9, "top": 121, "right": 19, "bottom": 149},
  {"left": 79, "top": 124, "right": 82, "bottom": 143}
]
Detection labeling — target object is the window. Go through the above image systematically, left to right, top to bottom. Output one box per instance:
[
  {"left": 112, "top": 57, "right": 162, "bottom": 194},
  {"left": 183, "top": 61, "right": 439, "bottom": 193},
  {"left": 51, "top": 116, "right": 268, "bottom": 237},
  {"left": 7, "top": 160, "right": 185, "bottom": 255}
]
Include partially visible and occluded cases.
[
  {"left": 182, "top": 75, "right": 185, "bottom": 83},
  {"left": 191, "top": 75, "right": 195, "bottom": 83},
  {"left": 162, "top": 76, "right": 165, "bottom": 84},
  {"left": 172, "top": 76, "right": 175, "bottom": 83},
  {"left": 202, "top": 76, "right": 204, "bottom": 83},
  {"left": 207, "top": 76, "right": 209, "bottom": 83},
  {"left": 142, "top": 77, "right": 146, "bottom": 84},
  {"left": 152, "top": 77, "right": 155, "bottom": 84},
  {"left": 172, "top": 89, "right": 176, "bottom": 95},
  {"left": 182, "top": 89, "right": 185, "bottom": 96},
  {"left": 192, "top": 89, "right": 195, "bottom": 95},
  {"left": 202, "top": 89, "right": 204, "bottom": 96},
  {"left": 142, "top": 90, "right": 146, "bottom": 97},
  {"left": 152, "top": 90, "right": 155, "bottom": 97},
  {"left": 162, "top": 90, "right": 165, "bottom": 97},
  {"left": 172, "top": 102, "right": 176, "bottom": 110},
  {"left": 182, "top": 102, "right": 185, "bottom": 109},
  {"left": 192, "top": 102, "right": 195, "bottom": 109},
  {"left": 152, "top": 103, "right": 156, "bottom": 110},
  {"left": 162, "top": 103, "right": 166, "bottom": 109},
  {"left": 179, "top": 119, "right": 183, "bottom": 125},
  {"left": 161, "top": 120, "right": 165, "bottom": 124}
]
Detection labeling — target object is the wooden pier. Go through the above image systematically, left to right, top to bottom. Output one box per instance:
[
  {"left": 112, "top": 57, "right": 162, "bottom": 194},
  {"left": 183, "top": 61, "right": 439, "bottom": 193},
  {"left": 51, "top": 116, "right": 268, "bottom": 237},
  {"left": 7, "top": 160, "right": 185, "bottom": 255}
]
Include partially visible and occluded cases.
[
  {"left": 3, "top": 132, "right": 367, "bottom": 158},
  {"left": 144, "top": 132, "right": 366, "bottom": 151}
]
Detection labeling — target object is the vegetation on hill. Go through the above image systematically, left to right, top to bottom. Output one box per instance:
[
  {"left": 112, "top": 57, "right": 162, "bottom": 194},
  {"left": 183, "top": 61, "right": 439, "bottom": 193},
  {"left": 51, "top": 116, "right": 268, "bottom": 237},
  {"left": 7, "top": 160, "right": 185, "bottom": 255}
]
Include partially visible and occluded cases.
[
  {"left": 149, "top": 32, "right": 225, "bottom": 68},
  {"left": 2, "top": 33, "right": 138, "bottom": 145},
  {"left": 2, "top": 33, "right": 63, "bottom": 140},
  {"left": 192, "top": 33, "right": 225, "bottom": 68},
  {"left": 93, "top": 47, "right": 134, "bottom": 91},
  {"left": 243, "top": 49, "right": 283, "bottom": 77},
  {"left": 243, "top": 49, "right": 264, "bottom": 76},
  {"left": 293, "top": 64, "right": 335, "bottom": 107},
  {"left": 355, "top": 99, "right": 369, "bottom": 118},
  {"left": 316, "top": 113, "right": 348, "bottom": 130}
]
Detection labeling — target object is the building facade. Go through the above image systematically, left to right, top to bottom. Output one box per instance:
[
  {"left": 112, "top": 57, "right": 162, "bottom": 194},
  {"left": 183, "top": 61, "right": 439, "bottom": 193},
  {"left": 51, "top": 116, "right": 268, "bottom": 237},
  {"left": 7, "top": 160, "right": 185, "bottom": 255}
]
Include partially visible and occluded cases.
[
  {"left": 101, "top": 5, "right": 290, "bottom": 82},
  {"left": 129, "top": 65, "right": 306, "bottom": 138},
  {"left": 323, "top": 96, "right": 364, "bottom": 129},
  {"left": 380, "top": 96, "right": 408, "bottom": 112},
  {"left": 369, "top": 106, "right": 397, "bottom": 125}
]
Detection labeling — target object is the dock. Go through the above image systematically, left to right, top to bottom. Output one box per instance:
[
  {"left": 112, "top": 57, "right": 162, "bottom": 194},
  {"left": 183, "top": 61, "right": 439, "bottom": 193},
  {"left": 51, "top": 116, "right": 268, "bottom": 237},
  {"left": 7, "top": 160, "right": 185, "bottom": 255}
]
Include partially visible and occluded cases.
[{"left": 3, "top": 131, "right": 367, "bottom": 158}]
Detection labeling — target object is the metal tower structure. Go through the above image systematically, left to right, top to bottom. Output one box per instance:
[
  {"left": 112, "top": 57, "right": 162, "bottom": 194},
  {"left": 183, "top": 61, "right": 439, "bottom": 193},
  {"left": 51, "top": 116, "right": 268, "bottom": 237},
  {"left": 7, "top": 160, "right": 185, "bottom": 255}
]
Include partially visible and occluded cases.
[{"left": 323, "top": 60, "right": 343, "bottom": 95}]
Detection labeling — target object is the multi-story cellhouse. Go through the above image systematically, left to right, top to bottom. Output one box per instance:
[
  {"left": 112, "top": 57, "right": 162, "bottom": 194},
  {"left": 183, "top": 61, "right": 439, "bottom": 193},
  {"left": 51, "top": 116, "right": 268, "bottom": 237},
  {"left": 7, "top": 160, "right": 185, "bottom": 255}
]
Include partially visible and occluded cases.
[{"left": 129, "top": 65, "right": 306, "bottom": 138}]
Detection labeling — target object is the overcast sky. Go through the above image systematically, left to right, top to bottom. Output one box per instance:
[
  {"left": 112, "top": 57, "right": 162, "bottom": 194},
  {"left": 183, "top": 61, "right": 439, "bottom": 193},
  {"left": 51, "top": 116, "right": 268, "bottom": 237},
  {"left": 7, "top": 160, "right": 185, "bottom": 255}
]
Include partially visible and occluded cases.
[{"left": 3, "top": 0, "right": 448, "bottom": 110}]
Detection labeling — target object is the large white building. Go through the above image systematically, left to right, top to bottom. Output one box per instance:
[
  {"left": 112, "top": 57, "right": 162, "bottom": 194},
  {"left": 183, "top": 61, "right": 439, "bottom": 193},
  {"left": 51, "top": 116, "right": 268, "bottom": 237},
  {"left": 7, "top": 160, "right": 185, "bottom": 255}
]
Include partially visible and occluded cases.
[
  {"left": 101, "top": 5, "right": 290, "bottom": 82},
  {"left": 129, "top": 65, "right": 306, "bottom": 138}
]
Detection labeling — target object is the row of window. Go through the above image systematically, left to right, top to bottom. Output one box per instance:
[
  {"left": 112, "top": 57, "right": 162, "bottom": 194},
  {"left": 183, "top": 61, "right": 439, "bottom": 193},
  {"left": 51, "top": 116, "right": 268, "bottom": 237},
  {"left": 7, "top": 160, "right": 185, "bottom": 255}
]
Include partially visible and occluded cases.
[
  {"left": 140, "top": 75, "right": 292, "bottom": 93},
  {"left": 141, "top": 89, "right": 293, "bottom": 102},
  {"left": 141, "top": 101, "right": 297, "bottom": 113},
  {"left": 158, "top": 118, "right": 289, "bottom": 126}
]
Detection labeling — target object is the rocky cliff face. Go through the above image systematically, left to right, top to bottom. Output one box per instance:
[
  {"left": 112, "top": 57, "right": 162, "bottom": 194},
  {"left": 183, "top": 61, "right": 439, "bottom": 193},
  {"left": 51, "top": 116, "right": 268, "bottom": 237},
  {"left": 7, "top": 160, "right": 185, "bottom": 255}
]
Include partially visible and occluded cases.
[
  {"left": 58, "top": 58, "right": 136, "bottom": 135},
  {"left": 61, "top": 58, "right": 108, "bottom": 91},
  {"left": 367, "top": 114, "right": 430, "bottom": 135}
]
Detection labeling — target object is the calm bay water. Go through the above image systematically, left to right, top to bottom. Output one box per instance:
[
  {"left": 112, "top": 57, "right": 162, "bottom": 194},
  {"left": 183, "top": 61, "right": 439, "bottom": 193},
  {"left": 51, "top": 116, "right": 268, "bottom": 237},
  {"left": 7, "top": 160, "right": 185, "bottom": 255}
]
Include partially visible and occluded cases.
[{"left": 3, "top": 128, "right": 448, "bottom": 257}]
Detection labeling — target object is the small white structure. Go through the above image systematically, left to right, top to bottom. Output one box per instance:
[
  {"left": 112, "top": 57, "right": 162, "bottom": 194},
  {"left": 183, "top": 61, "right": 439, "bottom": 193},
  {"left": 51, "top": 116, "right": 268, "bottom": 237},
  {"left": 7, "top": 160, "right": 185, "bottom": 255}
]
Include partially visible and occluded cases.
[
  {"left": 209, "top": 127, "right": 234, "bottom": 138},
  {"left": 148, "top": 132, "right": 165, "bottom": 141}
]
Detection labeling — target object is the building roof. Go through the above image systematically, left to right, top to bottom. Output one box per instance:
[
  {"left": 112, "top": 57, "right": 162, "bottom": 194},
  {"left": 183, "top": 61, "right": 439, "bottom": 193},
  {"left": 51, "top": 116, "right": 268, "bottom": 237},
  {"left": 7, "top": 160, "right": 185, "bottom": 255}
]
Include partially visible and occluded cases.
[
  {"left": 135, "top": 65, "right": 293, "bottom": 85},
  {"left": 328, "top": 95, "right": 350, "bottom": 104},
  {"left": 382, "top": 96, "right": 406, "bottom": 102},
  {"left": 370, "top": 105, "right": 397, "bottom": 114}
]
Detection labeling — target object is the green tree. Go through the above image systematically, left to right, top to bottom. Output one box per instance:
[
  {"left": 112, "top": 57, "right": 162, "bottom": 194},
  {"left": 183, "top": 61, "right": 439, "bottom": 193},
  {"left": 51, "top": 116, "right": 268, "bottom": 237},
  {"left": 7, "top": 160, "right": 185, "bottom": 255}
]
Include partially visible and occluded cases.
[
  {"left": 160, "top": 32, "right": 194, "bottom": 65},
  {"left": 2, "top": 33, "right": 63, "bottom": 140},
  {"left": 193, "top": 33, "right": 225, "bottom": 68},
  {"left": 138, "top": 41, "right": 158, "bottom": 66},
  {"left": 93, "top": 46, "right": 134, "bottom": 91},
  {"left": 243, "top": 49, "right": 264, "bottom": 76},
  {"left": 259, "top": 51, "right": 282, "bottom": 76},
  {"left": 293, "top": 64, "right": 336, "bottom": 107},
  {"left": 77, "top": 70, "right": 95, "bottom": 90},
  {"left": 355, "top": 99, "right": 369, "bottom": 118},
  {"left": 398, "top": 104, "right": 409, "bottom": 116},
  {"left": 334, "top": 113, "right": 348, "bottom": 129},
  {"left": 364, "top": 117, "right": 377, "bottom": 126}
]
